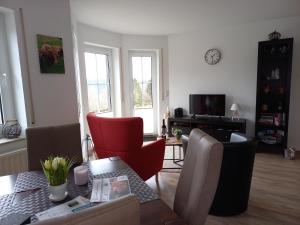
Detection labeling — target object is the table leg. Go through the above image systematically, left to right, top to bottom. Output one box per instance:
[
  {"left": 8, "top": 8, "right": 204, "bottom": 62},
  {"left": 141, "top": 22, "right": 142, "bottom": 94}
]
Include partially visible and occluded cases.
[{"left": 173, "top": 146, "right": 175, "bottom": 163}]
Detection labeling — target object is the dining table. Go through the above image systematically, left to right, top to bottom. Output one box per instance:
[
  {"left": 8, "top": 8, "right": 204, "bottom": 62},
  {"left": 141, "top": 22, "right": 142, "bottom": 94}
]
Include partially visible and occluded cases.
[{"left": 0, "top": 157, "right": 185, "bottom": 225}]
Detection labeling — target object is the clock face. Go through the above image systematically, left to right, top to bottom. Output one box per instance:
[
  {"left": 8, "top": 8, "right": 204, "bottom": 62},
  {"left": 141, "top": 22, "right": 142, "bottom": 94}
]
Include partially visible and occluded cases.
[{"left": 204, "top": 49, "right": 221, "bottom": 65}]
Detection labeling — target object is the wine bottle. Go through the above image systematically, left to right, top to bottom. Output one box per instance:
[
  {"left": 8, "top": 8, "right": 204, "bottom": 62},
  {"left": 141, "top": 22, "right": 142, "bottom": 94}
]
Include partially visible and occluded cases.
[{"left": 161, "top": 119, "right": 167, "bottom": 139}]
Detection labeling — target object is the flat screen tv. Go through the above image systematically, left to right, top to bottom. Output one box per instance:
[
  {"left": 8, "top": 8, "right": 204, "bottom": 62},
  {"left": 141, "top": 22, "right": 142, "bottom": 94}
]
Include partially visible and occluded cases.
[{"left": 189, "top": 94, "right": 225, "bottom": 116}]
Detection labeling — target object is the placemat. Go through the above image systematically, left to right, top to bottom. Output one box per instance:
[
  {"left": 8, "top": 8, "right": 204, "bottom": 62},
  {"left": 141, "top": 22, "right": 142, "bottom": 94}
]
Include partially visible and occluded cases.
[
  {"left": 14, "top": 171, "right": 47, "bottom": 193},
  {"left": 0, "top": 194, "right": 15, "bottom": 218}
]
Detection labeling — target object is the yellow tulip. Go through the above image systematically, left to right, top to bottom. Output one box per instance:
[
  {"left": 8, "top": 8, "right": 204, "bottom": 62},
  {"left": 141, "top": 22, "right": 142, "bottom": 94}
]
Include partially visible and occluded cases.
[
  {"left": 52, "top": 158, "right": 59, "bottom": 170},
  {"left": 59, "top": 158, "right": 66, "bottom": 166},
  {"left": 44, "top": 160, "right": 51, "bottom": 170}
]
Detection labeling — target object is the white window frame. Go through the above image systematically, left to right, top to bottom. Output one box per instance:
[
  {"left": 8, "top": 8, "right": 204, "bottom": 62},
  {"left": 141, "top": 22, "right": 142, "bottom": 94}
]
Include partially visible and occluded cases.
[
  {"left": 0, "top": 13, "right": 16, "bottom": 136},
  {"left": 83, "top": 45, "right": 115, "bottom": 115},
  {"left": 128, "top": 50, "right": 158, "bottom": 134}
]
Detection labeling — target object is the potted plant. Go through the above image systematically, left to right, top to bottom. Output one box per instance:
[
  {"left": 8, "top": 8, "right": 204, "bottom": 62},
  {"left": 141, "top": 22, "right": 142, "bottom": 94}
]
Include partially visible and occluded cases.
[
  {"left": 173, "top": 128, "right": 183, "bottom": 140},
  {"left": 41, "top": 156, "right": 73, "bottom": 201}
]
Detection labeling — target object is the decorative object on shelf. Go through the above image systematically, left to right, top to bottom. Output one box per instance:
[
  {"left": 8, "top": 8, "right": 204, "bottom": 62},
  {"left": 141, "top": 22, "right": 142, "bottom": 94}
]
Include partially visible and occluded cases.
[
  {"left": 268, "top": 30, "right": 281, "bottom": 40},
  {"left": 37, "top": 34, "right": 65, "bottom": 74},
  {"left": 279, "top": 45, "right": 288, "bottom": 54},
  {"left": 204, "top": 48, "right": 221, "bottom": 65},
  {"left": 270, "top": 68, "right": 280, "bottom": 80},
  {"left": 263, "top": 85, "right": 271, "bottom": 94},
  {"left": 277, "top": 102, "right": 283, "bottom": 111},
  {"left": 230, "top": 103, "right": 240, "bottom": 120},
  {"left": 261, "top": 104, "right": 268, "bottom": 112},
  {"left": 164, "top": 106, "right": 171, "bottom": 119},
  {"left": 174, "top": 108, "right": 183, "bottom": 118},
  {"left": 274, "top": 114, "right": 281, "bottom": 126},
  {"left": 2, "top": 119, "right": 21, "bottom": 138},
  {"left": 161, "top": 119, "right": 167, "bottom": 139},
  {"left": 284, "top": 147, "right": 296, "bottom": 160},
  {"left": 41, "top": 156, "right": 73, "bottom": 201},
  {"left": 74, "top": 165, "right": 88, "bottom": 186}
]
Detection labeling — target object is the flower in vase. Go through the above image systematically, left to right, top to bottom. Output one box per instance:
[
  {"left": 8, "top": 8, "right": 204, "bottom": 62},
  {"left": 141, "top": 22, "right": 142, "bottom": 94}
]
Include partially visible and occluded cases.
[{"left": 41, "top": 156, "right": 74, "bottom": 186}]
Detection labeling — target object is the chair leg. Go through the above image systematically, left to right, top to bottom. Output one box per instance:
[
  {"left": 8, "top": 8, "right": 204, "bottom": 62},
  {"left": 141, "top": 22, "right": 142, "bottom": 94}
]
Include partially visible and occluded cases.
[{"left": 155, "top": 173, "right": 159, "bottom": 182}]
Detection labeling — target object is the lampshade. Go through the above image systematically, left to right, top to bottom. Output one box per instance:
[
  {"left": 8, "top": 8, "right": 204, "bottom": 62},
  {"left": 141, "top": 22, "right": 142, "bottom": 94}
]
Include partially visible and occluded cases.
[{"left": 230, "top": 103, "right": 239, "bottom": 111}]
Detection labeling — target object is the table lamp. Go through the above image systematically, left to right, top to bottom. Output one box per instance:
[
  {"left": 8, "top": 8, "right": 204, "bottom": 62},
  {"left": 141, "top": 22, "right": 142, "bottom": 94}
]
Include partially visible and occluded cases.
[{"left": 230, "top": 103, "right": 240, "bottom": 120}]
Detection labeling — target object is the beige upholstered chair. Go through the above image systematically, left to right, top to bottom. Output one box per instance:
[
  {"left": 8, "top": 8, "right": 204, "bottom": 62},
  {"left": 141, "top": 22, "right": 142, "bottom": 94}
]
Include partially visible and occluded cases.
[
  {"left": 26, "top": 123, "right": 83, "bottom": 171},
  {"left": 174, "top": 129, "right": 223, "bottom": 225},
  {"left": 34, "top": 195, "right": 140, "bottom": 225}
]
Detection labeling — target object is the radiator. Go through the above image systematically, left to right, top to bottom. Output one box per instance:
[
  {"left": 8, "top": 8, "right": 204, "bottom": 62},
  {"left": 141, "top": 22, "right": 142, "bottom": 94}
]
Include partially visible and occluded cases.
[{"left": 0, "top": 148, "right": 28, "bottom": 176}]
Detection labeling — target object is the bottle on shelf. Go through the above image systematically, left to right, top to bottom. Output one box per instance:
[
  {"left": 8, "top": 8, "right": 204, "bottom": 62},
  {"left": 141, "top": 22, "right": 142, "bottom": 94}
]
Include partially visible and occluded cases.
[{"left": 161, "top": 119, "right": 167, "bottom": 139}]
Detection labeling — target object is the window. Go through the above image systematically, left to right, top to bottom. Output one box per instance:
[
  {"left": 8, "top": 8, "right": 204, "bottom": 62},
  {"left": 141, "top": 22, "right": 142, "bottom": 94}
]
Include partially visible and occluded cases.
[
  {"left": 0, "top": 13, "right": 16, "bottom": 131},
  {"left": 84, "top": 49, "right": 113, "bottom": 113},
  {"left": 129, "top": 51, "right": 158, "bottom": 134}
]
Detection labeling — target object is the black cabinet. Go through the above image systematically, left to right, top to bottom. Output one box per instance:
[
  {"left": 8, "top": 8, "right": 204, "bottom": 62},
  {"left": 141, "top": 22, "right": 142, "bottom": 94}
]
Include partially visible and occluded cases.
[
  {"left": 255, "top": 38, "right": 293, "bottom": 152},
  {"left": 168, "top": 117, "right": 246, "bottom": 142}
]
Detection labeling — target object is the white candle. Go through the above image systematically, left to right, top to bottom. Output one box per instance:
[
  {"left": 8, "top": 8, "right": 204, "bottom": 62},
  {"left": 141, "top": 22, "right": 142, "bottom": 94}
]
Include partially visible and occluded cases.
[{"left": 74, "top": 165, "right": 88, "bottom": 185}]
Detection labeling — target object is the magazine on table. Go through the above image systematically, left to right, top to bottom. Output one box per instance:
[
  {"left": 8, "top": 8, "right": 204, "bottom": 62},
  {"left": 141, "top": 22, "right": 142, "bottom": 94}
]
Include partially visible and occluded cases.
[
  {"left": 90, "top": 175, "right": 131, "bottom": 202},
  {"left": 35, "top": 196, "right": 92, "bottom": 221}
]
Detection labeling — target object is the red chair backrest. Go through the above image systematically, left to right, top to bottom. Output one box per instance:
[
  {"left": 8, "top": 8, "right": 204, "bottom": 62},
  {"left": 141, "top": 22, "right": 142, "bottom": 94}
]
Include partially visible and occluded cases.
[{"left": 87, "top": 113, "right": 144, "bottom": 154}]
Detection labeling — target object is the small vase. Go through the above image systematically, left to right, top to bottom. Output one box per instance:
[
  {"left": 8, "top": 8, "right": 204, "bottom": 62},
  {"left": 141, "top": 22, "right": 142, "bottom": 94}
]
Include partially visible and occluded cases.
[
  {"left": 2, "top": 119, "right": 21, "bottom": 138},
  {"left": 176, "top": 133, "right": 182, "bottom": 140},
  {"left": 48, "top": 182, "right": 67, "bottom": 202}
]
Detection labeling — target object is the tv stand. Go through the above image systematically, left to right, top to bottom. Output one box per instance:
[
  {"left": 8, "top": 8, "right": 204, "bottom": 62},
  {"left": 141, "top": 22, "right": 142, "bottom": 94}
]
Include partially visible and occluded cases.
[{"left": 168, "top": 116, "right": 246, "bottom": 142}]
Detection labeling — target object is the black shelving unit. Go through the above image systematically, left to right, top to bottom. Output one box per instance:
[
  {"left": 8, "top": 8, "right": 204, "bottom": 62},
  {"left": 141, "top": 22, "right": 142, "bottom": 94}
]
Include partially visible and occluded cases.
[{"left": 255, "top": 38, "right": 293, "bottom": 153}]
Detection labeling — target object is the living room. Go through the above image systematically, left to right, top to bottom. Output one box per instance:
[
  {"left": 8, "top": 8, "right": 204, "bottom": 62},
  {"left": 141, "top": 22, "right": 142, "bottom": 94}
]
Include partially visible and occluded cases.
[{"left": 0, "top": 0, "right": 299, "bottom": 225}]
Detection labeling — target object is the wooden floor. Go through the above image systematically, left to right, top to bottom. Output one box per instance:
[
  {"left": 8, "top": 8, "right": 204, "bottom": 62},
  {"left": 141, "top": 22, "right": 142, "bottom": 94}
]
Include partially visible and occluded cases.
[{"left": 147, "top": 153, "right": 300, "bottom": 225}]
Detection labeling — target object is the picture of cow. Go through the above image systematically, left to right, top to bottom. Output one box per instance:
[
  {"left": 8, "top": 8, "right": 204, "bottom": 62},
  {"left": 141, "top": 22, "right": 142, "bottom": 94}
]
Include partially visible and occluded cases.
[{"left": 37, "top": 34, "right": 65, "bottom": 74}]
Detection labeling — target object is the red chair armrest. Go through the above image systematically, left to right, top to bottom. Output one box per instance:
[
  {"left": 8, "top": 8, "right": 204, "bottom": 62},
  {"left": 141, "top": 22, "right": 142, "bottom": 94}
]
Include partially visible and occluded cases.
[
  {"left": 139, "top": 139, "right": 165, "bottom": 180},
  {"left": 142, "top": 139, "right": 165, "bottom": 156}
]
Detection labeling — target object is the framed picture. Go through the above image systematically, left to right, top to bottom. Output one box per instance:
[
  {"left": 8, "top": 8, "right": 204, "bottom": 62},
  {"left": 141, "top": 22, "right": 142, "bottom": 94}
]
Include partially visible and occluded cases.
[{"left": 37, "top": 34, "right": 65, "bottom": 74}]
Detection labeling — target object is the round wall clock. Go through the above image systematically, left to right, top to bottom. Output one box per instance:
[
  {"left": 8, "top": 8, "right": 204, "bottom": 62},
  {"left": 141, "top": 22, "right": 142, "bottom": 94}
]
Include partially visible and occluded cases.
[{"left": 204, "top": 48, "right": 221, "bottom": 65}]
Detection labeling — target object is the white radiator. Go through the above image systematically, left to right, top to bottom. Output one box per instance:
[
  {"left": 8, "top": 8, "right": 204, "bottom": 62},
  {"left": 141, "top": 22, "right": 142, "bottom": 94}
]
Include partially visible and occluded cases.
[{"left": 0, "top": 148, "right": 28, "bottom": 176}]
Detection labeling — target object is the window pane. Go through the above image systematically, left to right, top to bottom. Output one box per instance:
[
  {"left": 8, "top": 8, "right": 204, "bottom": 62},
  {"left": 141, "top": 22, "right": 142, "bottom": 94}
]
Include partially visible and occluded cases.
[
  {"left": 85, "top": 51, "right": 112, "bottom": 113},
  {"left": 85, "top": 53, "right": 98, "bottom": 84},
  {"left": 96, "top": 54, "right": 108, "bottom": 84},
  {"left": 132, "top": 57, "right": 142, "bottom": 83},
  {"left": 142, "top": 57, "right": 152, "bottom": 82},
  {"left": 133, "top": 80, "right": 142, "bottom": 108},
  {"left": 142, "top": 82, "right": 153, "bottom": 108},
  {"left": 87, "top": 84, "right": 100, "bottom": 112},
  {"left": 98, "top": 84, "right": 109, "bottom": 112}
]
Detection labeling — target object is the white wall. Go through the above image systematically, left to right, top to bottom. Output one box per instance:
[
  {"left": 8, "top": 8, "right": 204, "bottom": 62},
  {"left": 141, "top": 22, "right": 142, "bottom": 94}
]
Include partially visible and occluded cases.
[
  {"left": 0, "top": 0, "right": 79, "bottom": 127},
  {"left": 168, "top": 16, "right": 300, "bottom": 149}
]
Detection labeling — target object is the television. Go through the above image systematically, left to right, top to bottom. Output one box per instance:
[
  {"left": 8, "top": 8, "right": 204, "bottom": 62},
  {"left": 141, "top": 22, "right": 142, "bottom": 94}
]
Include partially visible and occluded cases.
[{"left": 189, "top": 94, "right": 225, "bottom": 117}]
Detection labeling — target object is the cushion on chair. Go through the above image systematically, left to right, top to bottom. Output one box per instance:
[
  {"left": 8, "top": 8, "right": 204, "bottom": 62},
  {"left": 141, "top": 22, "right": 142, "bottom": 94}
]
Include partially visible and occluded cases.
[{"left": 34, "top": 195, "right": 140, "bottom": 225}]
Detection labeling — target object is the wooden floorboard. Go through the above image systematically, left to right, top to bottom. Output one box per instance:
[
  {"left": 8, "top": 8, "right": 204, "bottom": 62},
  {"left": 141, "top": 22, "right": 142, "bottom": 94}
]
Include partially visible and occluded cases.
[{"left": 146, "top": 153, "right": 300, "bottom": 225}]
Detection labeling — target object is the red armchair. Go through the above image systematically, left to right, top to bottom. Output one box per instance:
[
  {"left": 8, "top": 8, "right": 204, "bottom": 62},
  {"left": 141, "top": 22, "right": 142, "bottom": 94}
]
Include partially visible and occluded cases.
[{"left": 87, "top": 112, "right": 165, "bottom": 181}]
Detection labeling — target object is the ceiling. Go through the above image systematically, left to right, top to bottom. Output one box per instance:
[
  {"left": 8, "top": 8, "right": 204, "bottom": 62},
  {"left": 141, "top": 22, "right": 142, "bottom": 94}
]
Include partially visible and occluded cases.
[{"left": 71, "top": 0, "right": 300, "bottom": 35}]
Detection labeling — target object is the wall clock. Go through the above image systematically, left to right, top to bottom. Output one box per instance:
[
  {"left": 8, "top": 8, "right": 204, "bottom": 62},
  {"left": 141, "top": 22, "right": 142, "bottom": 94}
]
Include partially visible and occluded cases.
[{"left": 204, "top": 48, "right": 221, "bottom": 65}]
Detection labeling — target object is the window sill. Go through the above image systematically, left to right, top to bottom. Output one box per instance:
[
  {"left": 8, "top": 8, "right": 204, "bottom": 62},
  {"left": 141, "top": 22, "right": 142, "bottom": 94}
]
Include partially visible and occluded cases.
[
  {"left": 0, "top": 137, "right": 26, "bottom": 155},
  {"left": 0, "top": 137, "right": 25, "bottom": 144}
]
